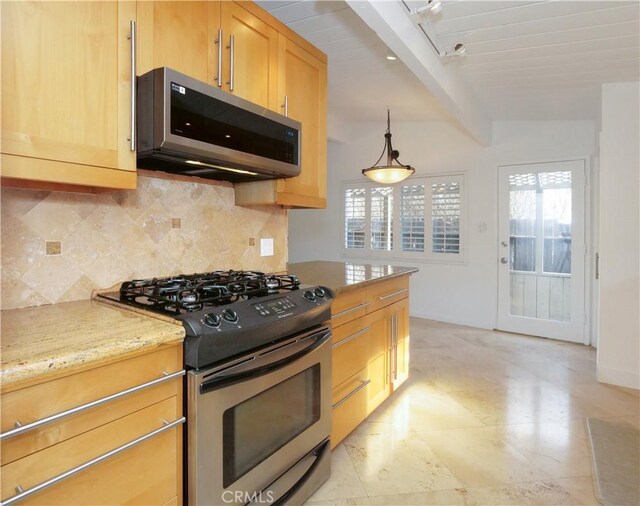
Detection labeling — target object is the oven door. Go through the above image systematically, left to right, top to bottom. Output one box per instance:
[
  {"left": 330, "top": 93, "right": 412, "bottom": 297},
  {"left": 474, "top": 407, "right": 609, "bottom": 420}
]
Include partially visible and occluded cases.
[{"left": 187, "top": 326, "right": 332, "bottom": 506}]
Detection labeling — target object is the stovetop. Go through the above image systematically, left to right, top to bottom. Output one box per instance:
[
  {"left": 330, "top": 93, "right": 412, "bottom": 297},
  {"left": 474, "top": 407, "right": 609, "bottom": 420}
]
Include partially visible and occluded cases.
[
  {"left": 98, "top": 270, "right": 334, "bottom": 369},
  {"left": 106, "top": 270, "right": 301, "bottom": 315}
]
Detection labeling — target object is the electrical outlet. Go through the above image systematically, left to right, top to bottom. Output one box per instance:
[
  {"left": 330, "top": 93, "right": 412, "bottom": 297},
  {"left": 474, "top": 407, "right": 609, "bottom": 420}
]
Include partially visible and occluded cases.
[
  {"left": 172, "top": 218, "right": 181, "bottom": 229},
  {"left": 260, "top": 238, "right": 274, "bottom": 257}
]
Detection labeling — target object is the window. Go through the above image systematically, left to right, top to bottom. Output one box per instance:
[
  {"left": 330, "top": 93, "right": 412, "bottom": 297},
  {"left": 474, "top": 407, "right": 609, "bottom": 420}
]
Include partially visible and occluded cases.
[{"left": 343, "top": 174, "right": 465, "bottom": 262}]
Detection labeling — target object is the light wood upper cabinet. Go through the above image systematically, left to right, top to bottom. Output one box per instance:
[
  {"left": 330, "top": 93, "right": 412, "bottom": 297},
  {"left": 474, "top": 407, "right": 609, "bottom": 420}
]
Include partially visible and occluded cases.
[
  {"left": 0, "top": 1, "right": 137, "bottom": 192},
  {"left": 137, "top": 1, "right": 213, "bottom": 83},
  {"left": 138, "top": 1, "right": 277, "bottom": 110},
  {"left": 220, "top": 2, "right": 278, "bottom": 109},
  {"left": 234, "top": 32, "right": 327, "bottom": 209}
]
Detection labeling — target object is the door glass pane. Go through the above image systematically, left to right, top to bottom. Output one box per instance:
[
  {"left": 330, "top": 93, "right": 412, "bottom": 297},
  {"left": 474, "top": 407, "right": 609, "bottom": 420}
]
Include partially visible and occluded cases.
[
  {"left": 508, "top": 171, "right": 572, "bottom": 322},
  {"left": 541, "top": 171, "right": 572, "bottom": 274},
  {"left": 509, "top": 175, "right": 537, "bottom": 271}
]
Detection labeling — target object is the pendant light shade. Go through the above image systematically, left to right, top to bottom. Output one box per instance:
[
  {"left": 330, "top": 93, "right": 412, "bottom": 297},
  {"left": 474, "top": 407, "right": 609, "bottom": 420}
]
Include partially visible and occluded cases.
[{"left": 362, "top": 109, "right": 414, "bottom": 184}]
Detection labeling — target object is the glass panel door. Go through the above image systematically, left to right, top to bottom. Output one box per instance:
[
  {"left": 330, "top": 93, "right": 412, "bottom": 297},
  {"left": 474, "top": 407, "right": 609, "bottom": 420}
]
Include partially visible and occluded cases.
[{"left": 498, "top": 160, "right": 586, "bottom": 343}]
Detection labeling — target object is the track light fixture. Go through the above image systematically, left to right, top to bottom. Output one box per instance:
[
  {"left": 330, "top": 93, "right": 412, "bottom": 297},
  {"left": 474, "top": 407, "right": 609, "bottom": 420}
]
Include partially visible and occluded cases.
[
  {"left": 411, "top": 0, "right": 442, "bottom": 17},
  {"left": 441, "top": 42, "right": 467, "bottom": 58}
]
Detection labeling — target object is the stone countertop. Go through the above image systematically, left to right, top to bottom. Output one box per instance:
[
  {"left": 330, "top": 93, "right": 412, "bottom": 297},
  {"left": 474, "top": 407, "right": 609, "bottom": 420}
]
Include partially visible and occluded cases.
[
  {"left": 287, "top": 261, "right": 418, "bottom": 295},
  {"left": 1, "top": 299, "right": 185, "bottom": 391}
]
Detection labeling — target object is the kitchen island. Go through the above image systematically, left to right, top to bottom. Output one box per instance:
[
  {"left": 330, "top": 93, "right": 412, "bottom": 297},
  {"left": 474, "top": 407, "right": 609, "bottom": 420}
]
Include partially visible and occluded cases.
[
  {"left": 288, "top": 261, "right": 418, "bottom": 447},
  {"left": 0, "top": 300, "right": 185, "bottom": 505}
]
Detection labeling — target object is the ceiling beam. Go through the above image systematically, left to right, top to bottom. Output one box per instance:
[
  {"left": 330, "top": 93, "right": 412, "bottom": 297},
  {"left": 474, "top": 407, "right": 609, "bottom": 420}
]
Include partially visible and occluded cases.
[{"left": 346, "top": 0, "right": 493, "bottom": 146}]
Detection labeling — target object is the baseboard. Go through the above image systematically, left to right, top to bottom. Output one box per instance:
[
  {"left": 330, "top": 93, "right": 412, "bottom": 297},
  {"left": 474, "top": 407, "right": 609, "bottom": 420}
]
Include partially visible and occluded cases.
[
  {"left": 409, "top": 310, "right": 494, "bottom": 330},
  {"left": 597, "top": 365, "right": 640, "bottom": 390}
]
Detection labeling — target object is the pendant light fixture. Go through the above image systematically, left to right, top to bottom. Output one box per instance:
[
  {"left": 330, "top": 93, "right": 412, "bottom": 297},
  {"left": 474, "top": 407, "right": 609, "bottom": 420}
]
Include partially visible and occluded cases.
[{"left": 362, "top": 109, "right": 414, "bottom": 184}]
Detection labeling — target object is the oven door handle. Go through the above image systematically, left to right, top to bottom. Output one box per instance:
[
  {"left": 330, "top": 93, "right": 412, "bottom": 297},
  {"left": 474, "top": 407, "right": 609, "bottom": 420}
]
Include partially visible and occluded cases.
[{"left": 199, "top": 327, "right": 331, "bottom": 394}]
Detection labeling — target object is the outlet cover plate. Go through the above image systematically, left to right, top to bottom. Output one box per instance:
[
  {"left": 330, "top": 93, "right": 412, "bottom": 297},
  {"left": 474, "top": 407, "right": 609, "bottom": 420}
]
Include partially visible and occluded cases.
[{"left": 260, "top": 238, "right": 274, "bottom": 257}]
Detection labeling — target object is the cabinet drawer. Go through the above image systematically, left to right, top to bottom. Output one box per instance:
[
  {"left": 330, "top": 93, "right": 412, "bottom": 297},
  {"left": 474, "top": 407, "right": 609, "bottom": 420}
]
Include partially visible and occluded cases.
[
  {"left": 365, "top": 276, "right": 409, "bottom": 314},
  {"left": 331, "top": 288, "right": 368, "bottom": 328},
  {"left": 332, "top": 319, "right": 371, "bottom": 389},
  {"left": 1, "top": 346, "right": 183, "bottom": 465},
  {"left": 331, "top": 369, "right": 369, "bottom": 448},
  {"left": 1, "top": 397, "right": 182, "bottom": 505}
]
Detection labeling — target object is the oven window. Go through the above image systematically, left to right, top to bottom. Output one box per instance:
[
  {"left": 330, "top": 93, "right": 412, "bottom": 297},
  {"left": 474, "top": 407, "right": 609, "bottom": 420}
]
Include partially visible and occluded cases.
[{"left": 222, "top": 364, "right": 321, "bottom": 487}]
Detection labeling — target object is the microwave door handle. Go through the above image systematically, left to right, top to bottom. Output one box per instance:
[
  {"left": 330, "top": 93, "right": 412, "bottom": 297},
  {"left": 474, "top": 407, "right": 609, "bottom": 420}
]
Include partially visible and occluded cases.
[{"left": 200, "top": 328, "right": 330, "bottom": 394}]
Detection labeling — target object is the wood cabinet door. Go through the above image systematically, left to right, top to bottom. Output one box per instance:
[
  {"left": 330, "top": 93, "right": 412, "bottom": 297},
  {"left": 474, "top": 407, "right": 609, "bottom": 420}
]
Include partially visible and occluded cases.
[
  {"left": 1, "top": 1, "right": 135, "bottom": 176},
  {"left": 137, "top": 1, "right": 214, "bottom": 84},
  {"left": 220, "top": 2, "right": 277, "bottom": 109},
  {"left": 276, "top": 34, "right": 327, "bottom": 207},
  {"left": 391, "top": 297, "right": 410, "bottom": 390},
  {"left": 366, "top": 314, "right": 391, "bottom": 413}
]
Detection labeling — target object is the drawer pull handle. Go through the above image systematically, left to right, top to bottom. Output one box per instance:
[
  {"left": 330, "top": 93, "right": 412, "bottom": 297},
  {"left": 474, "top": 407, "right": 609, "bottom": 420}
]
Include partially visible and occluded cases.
[
  {"left": 378, "top": 288, "right": 408, "bottom": 301},
  {"left": 332, "top": 301, "right": 370, "bottom": 319},
  {"left": 332, "top": 327, "right": 370, "bottom": 349},
  {"left": 0, "top": 370, "right": 185, "bottom": 441},
  {"left": 332, "top": 379, "right": 371, "bottom": 409},
  {"left": 1, "top": 417, "right": 185, "bottom": 506}
]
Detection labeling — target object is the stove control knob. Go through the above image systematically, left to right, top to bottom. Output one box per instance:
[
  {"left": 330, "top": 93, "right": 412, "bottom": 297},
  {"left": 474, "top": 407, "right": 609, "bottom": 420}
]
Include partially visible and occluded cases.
[
  {"left": 314, "top": 287, "right": 326, "bottom": 299},
  {"left": 303, "top": 290, "right": 316, "bottom": 301},
  {"left": 222, "top": 308, "right": 239, "bottom": 323},
  {"left": 203, "top": 313, "right": 221, "bottom": 328}
]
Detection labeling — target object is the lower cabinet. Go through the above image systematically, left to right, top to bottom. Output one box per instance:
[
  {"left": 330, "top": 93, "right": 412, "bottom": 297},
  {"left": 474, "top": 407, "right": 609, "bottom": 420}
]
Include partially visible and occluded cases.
[
  {"left": 330, "top": 276, "right": 411, "bottom": 448},
  {"left": 0, "top": 344, "right": 184, "bottom": 505}
]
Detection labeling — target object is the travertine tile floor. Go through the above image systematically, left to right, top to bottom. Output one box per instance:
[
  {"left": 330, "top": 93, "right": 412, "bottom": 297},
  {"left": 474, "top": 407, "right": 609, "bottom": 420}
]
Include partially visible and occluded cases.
[{"left": 307, "top": 318, "right": 640, "bottom": 506}]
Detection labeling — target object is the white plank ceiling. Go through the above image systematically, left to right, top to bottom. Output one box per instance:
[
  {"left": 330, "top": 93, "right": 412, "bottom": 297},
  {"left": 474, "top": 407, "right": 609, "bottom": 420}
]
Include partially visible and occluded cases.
[{"left": 258, "top": 0, "right": 640, "bottom": 123}]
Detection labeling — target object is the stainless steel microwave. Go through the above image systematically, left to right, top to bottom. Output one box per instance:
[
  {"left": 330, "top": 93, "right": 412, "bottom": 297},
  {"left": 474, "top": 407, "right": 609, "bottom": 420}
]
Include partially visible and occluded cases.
[{"left": 136, "top": 67, "right": 301, "bottom": 183}]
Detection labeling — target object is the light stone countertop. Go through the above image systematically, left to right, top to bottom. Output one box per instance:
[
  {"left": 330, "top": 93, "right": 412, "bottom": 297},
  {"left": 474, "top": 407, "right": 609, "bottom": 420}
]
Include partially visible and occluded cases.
[
  {"left": 287, "top": 261, "right": 418, "bottom": 294},
  {"left": 1, "top": 299, "right": 185, "bottom": 391}
]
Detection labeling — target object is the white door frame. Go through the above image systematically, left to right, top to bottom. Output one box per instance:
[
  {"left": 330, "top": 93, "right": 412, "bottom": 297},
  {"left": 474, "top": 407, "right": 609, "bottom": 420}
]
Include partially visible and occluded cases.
[{"left": 496, "top": 158, "right": 589, "bottom": 344}]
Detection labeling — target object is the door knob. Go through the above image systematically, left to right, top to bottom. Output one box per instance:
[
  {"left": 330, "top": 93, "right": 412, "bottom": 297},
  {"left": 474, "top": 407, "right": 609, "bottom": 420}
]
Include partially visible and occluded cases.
[
  {"left": 500, "top": 241, "right": 508, "bottom": 247},
  {"left": 500, "top": 257, "right": 508, "bottom": 264}
]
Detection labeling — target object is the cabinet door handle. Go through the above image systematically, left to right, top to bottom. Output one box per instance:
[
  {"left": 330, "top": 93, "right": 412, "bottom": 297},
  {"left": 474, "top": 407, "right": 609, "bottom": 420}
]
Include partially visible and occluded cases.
[
  {"left": 128, "top": 20, "right": 136, "bottom": 151},
  {"left": 214, "top": 28, "right": 223, "bottom": 87},
  {"left": 226, "top": 34, "right": 235, "bottom": 91},
  {"left": 282, "top": 95, "right": 288, "bottom": 117},
  {"left": 379, "top": 288, "right": 408, "bottom": 301},
  {"left": 332, "top": 301, "right": 370, "bottom": 319},
  {"left": 392, "top": 315, "right": 398, "bottom": 381},
  {"left": 332, "top": 327, "right": 370, "bottom": 349},
  {"left": 0, "top": 370, "right": 185, "bottom": 441},
  {"left": 332, "top": 379, "right": 370, "bottom": 409},
  {"left": 0, "top": 417, "right": 185, "bottom": 506}
]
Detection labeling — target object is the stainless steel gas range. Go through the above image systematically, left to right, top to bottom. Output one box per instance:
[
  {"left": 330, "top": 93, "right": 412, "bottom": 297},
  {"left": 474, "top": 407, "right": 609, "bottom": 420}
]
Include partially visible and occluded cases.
[{"left": 98, "top": 270, "right": 334, "bottom": 505}]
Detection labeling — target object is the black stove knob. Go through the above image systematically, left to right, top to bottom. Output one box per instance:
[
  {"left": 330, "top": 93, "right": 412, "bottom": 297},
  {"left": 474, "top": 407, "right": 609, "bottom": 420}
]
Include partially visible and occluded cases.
[
  {"left": 314, "top": 287, "right": 326, "bottom": 299},
  {"left": 303, "top": 290, "right": 316, "bottom": 301},
  {"left": 222, "top": 308, "right": 239, "bottom": 323},
  {"left": 203, "top": 313, "right": 220, "bottom": 328}
]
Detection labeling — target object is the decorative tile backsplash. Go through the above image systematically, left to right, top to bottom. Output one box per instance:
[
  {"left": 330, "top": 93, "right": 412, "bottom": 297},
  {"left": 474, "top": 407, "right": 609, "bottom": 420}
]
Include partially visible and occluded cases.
[{"left": 1, "top": 176, "right": 287, "bottom": 310}]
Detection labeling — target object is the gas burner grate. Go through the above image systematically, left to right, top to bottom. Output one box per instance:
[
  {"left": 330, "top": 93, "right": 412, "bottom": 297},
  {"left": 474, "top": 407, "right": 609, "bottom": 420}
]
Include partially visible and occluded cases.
[{"left": 119, "top": 270, "right": 300, "bottom": 314}]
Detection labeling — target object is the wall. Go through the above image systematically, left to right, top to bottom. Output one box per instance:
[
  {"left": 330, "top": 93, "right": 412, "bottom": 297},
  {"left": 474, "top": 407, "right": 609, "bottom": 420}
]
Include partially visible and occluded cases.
[
  {"left": 597, "top": 82, "right": 640, "bottom": 389},
  {"left": 289, "top": 120, "right": 596, "bottom": 329},
  {"left": 1, "top": 175, "right": 287, "bottom": 310}
]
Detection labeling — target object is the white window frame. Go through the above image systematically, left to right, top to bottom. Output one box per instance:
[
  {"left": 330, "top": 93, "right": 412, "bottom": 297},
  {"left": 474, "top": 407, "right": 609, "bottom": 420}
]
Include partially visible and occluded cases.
[{"left": 341, "top": 174, "right": 466, "bottom": 264}]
